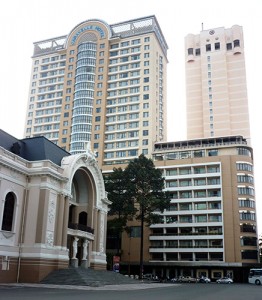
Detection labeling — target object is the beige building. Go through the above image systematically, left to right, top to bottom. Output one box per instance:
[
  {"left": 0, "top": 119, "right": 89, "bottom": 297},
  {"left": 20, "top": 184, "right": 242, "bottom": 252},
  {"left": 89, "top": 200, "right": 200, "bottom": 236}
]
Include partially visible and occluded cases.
[
  {"left": 24, "top": 16, "right": 168, "bottom": 167},
  {"left": 185, "top": 25, "right": 251, "bottom": 144},
  {"left": 0, "top": 130, "right": 110, "bottom": 283},
  {"left": 117, "top": 136, "right": 259, "bottom": 281}
]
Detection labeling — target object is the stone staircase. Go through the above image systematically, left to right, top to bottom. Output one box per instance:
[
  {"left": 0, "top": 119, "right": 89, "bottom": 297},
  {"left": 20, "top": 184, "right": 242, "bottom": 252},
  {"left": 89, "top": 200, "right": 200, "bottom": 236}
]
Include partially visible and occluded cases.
[{"left": 41, "top": 268, "right": 139, "bottom": 287}]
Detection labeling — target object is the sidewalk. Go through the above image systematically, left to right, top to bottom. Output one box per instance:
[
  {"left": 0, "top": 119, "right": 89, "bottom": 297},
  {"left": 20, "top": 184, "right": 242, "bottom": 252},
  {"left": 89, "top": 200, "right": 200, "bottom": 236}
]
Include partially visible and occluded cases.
[{"left": 0, "top": 282, "right": 177, "bottom": 291}]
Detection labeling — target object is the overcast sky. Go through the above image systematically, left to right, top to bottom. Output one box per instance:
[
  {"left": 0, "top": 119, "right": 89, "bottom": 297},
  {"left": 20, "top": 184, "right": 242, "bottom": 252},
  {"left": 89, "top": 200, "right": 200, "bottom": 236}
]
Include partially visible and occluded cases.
[{"left": 0, "top": 0, "right": 261, "bottom": 233}]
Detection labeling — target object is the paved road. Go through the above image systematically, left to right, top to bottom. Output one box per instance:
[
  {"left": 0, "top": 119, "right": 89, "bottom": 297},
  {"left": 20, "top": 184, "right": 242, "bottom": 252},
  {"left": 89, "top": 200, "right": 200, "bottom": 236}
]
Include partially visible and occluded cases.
[{"left": 0, "top": 283, "right": 261, "bottom": 300}]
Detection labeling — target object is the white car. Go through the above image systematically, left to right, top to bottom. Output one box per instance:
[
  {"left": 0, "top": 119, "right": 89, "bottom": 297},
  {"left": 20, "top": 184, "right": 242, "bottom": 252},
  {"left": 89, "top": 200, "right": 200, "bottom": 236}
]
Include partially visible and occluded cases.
[
  {"left": 198, "top": 276, "right": 211, "bottom": 283},
  {"left": 216, "top": 277, "right": 233, "bottom": 284}
]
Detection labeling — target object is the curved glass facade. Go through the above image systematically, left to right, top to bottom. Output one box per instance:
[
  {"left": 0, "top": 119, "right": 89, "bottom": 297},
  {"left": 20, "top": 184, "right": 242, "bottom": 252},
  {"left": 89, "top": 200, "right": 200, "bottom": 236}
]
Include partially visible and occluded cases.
[{"left": 70, "top": 42, "right": 96, "bottom": 154}]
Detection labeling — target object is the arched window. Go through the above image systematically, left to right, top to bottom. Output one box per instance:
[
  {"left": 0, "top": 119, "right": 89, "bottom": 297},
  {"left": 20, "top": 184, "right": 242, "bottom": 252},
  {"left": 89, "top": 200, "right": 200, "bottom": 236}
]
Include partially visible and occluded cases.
[
  {"left": 1, "top": 192, "right": 15, "bottom": 231},
  {"left": 79, "top": 211, "right": 87, "bottom": 226}
]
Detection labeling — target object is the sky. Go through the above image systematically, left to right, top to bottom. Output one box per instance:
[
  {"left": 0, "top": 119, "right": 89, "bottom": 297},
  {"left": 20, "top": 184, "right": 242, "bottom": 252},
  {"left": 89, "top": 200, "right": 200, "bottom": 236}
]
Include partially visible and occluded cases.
[{"left": 0, "top": 0, "right": 261, "bottom": 233}]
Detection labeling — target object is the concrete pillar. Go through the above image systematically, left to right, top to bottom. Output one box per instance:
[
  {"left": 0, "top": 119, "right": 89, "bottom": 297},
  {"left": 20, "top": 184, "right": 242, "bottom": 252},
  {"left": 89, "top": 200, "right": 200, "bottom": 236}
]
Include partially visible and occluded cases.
[
  {"left": 54, "top": 194, "right": 65, "bottom": 247},
  {"left": 62, "top": 196, "right": 70, "bottom": 248}
]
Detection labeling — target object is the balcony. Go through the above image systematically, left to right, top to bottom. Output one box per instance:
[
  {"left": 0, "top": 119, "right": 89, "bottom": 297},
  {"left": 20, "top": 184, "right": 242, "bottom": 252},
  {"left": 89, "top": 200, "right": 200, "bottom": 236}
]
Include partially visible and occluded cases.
[{"left": 68, "top": 222, "right": 94, "bottom": 234}]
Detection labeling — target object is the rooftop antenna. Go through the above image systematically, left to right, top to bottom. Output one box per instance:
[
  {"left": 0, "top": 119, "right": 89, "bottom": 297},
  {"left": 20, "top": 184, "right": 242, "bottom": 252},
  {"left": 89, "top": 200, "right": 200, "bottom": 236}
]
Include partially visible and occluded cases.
[{"left": 201, "top": 23, "right": 204, "bottom": 31}]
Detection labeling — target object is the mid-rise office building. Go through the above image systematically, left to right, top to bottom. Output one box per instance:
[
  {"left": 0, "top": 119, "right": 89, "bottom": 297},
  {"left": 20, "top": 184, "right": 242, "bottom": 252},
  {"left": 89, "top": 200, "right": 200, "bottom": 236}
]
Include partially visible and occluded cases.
[
  {"left": 24, "top": 16, "right": 168, "bottom": 167},
  {"left": 185, "top": 25, "right": 251, "bottom": 144},
  {"left": 117, "top": 136, "right": 258, "bottom": 281}
]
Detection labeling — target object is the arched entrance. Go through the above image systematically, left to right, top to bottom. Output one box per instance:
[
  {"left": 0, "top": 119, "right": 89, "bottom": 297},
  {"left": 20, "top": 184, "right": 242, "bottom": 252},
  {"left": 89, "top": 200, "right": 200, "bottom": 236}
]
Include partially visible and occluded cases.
[
  {"left": 61, "top": 152, "right": 111, "bottom": 270},
  {"left": 67, "top": 167, "right": 95, "bottom": 268}
]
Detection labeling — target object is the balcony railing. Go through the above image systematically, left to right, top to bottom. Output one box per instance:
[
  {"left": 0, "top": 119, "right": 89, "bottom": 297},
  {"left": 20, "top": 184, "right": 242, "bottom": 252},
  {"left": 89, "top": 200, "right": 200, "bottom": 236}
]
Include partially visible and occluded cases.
[
  {"left": 68, "top": 222, "right": 94, "bottom": 234},
  {"left": 150, "top": 232, "right": 223, "bottom": 236},
  {"left": 149, "top": 245, "right": 223, "bottom": 249}
]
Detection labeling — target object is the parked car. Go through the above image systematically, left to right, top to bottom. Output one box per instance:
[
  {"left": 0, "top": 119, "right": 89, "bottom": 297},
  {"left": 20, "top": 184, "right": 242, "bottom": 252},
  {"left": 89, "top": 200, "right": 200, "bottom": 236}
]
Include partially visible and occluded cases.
[
  {"left": 142, "top": 273, "right": 154, "bottom": 280},
  {"left": 142, "top": 273, "right": 160, "bottom": 281},
  {"left": 179, "top": 276, "right": 197, "bottom": 283},
  {"left": 198, "top": 276, "right": 211, "bottom": 283},
  {"left": 170, "top": 277, "right": 179, "bottom": 283},
  {"left": 216, "top": 277, "right": 233, "bottom": 284}
]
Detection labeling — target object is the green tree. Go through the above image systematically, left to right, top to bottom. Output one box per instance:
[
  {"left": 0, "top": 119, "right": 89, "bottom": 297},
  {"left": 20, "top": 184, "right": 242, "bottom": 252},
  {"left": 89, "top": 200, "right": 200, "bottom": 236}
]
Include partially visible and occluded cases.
[
  {"left": 124, "top": 154, "right": 171, "bottom": 279},
  {"left": 104, "top": 167, "right": 136, "bottom": 254}
]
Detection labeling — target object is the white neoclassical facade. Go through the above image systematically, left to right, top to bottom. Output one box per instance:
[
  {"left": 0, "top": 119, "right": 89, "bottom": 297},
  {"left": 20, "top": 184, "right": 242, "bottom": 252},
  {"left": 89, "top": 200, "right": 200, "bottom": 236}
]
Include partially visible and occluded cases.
[{"left": 0, "top": 131, "right": 111, "bottom": 283}]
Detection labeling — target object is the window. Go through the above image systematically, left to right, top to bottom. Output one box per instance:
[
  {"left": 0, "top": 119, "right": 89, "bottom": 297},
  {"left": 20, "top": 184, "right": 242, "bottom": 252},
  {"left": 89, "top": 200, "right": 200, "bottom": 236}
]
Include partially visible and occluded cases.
[
  {"left": 132, "top": 39, "right": 140, "bottom": 45},
  {"left": 233, "top": 39, "right": 240, "bottom": 47},
  {"left": 121, "top": 41, "right": 129, "bottom": 47},
  {"left": 215, "top": 42, "right": 220, "bottom": 50},
  {"left": 110, "top": 43, "right": 119, "bottom": 49},
  {"left": 227, "top": 43, "right": 232, "bottom": 50},
  {"left": 206, "top": 44, "right": 211, "bottom": 52},
  {"left": 131, "top": 47, "right": 140, "bottom": 53},
  {"left": 187, "top": 48, "right": 193, "bottom": 55},
  {"left": 195, "top": 48, "right": 201, "bottom": 56},
  {"left": 120, "top": 49, "right": 129, "bottom": 55},
  {"left": 110, "top": 51, "right": 118, "bottom": 57},
  {"left": 120, "top": 56, "right": 129, "bottom": 62},
  {"left": 143, "top": 130, "right": 148, "bottom": 136},
  {"left": 238, "top": 147, "right": 251, "bottom": 156},
  {"left": 128, "top": 149, "right": 138, "bottom": 156},
  {"left": 116, "top": 151, "right": 126, "bottom": 158},
  {"left": 105, "top": 152, "right": 114, "bottom": 159},
  {"left": 236, "top": 163, "right": 253, "bottom": 172},
  {"left": 194, "top": 166, "right": 205, "bottom": 174},
  {"left": 166, "top": 169, "right": 177, "bottom": 176},
  {"left": 238, "top": 175, "right": 254, "bottom": 184},
  {"left": 166, "top": 180, "right": 177, "bottom": 188},
  {"left": 238, "top": 187, "right": 254, "bottom": 196},
  {"left": 195, "top": 190, "right": 206, "bottom": 198},
  {"left": 180, "top": 191, "right": 192, "bottom": 199},
  {"left": 1, "top": 192, "right": 15, "bottom": 231},
  {"left": 238, "top": 199, "right": 255, "bottom": 210},
  {"left": 180, "top": 203, "right": 192, "bottom": 210},
  {"left": 195, "top": 203, "right": 207, "bottom": 210},
  {"left": 195, "top": 215, "right": 207, "bottom": 222},
  {"left": 240, "top": 223, "right": 256, "bottom": 233},
  {"left": 130, "top": 226, "right": 141, "bottom": 238},
  {"left": 241, "top": 250, "right": 258, "bottom": 259}
]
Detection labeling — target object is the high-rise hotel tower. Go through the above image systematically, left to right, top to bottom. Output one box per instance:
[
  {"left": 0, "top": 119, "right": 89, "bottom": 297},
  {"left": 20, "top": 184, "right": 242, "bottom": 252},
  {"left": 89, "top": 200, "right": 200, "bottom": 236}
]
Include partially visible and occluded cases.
[
  {"left": 24, "top": 16, "right": 168, "bottom": 167},
  {"left": 185, "top": 25, "right": 251, "bottom": 144}
]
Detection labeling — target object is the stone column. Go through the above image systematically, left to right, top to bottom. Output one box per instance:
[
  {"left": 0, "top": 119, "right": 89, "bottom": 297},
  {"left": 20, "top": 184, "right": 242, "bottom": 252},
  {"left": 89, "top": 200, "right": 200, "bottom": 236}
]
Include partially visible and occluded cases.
[
  {"left": 54, "top": 194, "right": 65, "bottom": 247},
  {"left": 62, "top": 196, "right": 70, "bottom": 249},
  {"left": 93, "top": 208, "right": 99, "bottom": 252},
  {"left": 99, "top": 211, "right": 105, "bottom": 254}
]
